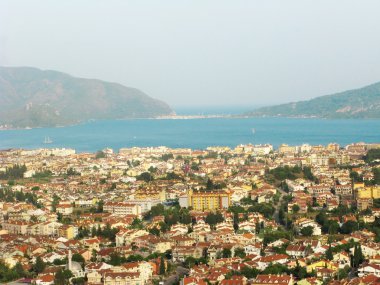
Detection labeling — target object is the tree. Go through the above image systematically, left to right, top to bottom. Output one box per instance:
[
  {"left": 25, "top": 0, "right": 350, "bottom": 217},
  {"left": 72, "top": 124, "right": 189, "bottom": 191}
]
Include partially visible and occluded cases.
[
  {"left": 365, "top": 149, "right": 380, "bottom": 163},
  {"left": 95, "top": 151, "right": 106, "bottom": 159},
  {"left": 161, "top": 153, "right": 174, "bottom": 161},
  {"left": 0, "top": 164, "right": 27, "bottom": 180},
  {"left": 66, "top": 168, "right": 80, "bottom": 176},
  {"left": 136, "top": 172, "right": 154, "bottom": 182},
  {"left": 166, "top": 172, "right": 182, "bottom": 180},
  {"left": 206, "top": 178, "right": 214, "bottom": 190},
  {"left": 96, "top": 200, "right": 104, "bottom": 213},
  {"left": 150, "top": 204, "right": 165, "bottom": 217},
  {"left": 292, "top": 204, "right": 300, "bottom": 214},
  {"left": 205, "top": 212, "right": 224, "bottom": 227},
  {"left": 130, "top": 218, "right": 143, "bottom": 229},
  {"left": 328, "top": 220, "right": 340, "bottom": 235},
  {"left": 340, "top": 221, "right": 358, "bottom": 234},
  {"left": 300, "top": 226, "right": 314, "bottom": 237},
  {"left": 149, "top": 227, "right": 160, "bottom": 236},
  {"left": 353, "top": 244, "right": 364, "bottom": 268},
  {"left": 325, "top": 245, "right": 333, "bottom": 260},
  {"left": 234, "top": 247, "right": 246, "bottom": 258},
  {"left": 222, "top": 248, "right": 232, "bottom": 258},
  {"left": 91, "top": 249, "right": 97, "bottom": 262},
  {"left": 109, "top": 252, "right": 122, "bottom": 266},
  {"left": 72, "top": 253, "right": 85, "bottom": 265},
  {"left": 126, "top": 254, "right": 144, "bottom": 262},
  {"left": 33, "top": 256, "right": 46, "bottom": 274},
  {"left": 159, "top": 256, "right": 166, "bottom": 275},
  {"left": 184, "top": 256, "right": 197, "bottom": 268},
  {"left": 292, "top": 259, "right": 308, "bottom": 279},
  {"left": 14, "top": 262, "right": 25, "bottom": 278},
  {"left": 239, "top": 266, "right": 260, "bottom": 279},
  {"left": 54, "top": 269, "right": 73, "bottom": 285},
  {"left": 71, "top": 277, "right": 86, "bottom": 285}
]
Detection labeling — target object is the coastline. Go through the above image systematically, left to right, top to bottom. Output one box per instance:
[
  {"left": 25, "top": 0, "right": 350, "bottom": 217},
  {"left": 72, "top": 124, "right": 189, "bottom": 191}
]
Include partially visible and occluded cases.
[{"left": 2, "top": 114, "right": 380, "bottom": 131}]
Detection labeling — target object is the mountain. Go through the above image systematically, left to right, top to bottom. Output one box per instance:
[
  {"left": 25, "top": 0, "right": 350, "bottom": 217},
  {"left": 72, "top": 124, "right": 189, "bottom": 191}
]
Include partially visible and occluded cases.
[
  {"left": 0, "top": 66, "right": 174, "bottom": 128},
  {"left": 246, "top": 82, "right": 380, "bottom": 119}
]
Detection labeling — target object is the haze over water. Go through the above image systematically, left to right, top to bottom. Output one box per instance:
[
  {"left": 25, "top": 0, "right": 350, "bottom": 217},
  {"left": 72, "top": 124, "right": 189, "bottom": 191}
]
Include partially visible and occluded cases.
[{"left": 0, "top": 117, "right": 379, "bottom": 153}]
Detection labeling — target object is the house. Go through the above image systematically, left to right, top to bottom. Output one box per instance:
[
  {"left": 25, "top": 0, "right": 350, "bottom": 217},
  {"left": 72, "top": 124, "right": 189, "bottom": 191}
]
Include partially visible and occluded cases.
[
  {"left": 103, "top": 202, "right": 142, "bottom": 217},
  {"left": 56, "top": 204, "right": 74, "bottom": 216},
  {"left": 57, "top": 225, "right": 78, "bottom": 240},
  {"left": 82, "top": 237, "right": 101, "bottom": 251},
  {"left": 360, "top": 242, "right": 380, "bottom": 258},
  {"left": 243, "top": 244, "right": 261, "bottom": 256},
  {"left": 286, "top": 245, "right": 308, "bottom": 258},
  {"left": 173, "top": 246, "right": 203, "bottom": 262},
  {"left": 333, "top": 252, "right": 351, "bottom": 269},
  {"left": 257, "top": 254, "right": 289, "bottom": 270},
  {"left": 306, "top": 260, "right": 338, "bottom": 273},
  {"left": 123, "top": 261, "right": 153, "bottom": 284},
  {"left": 358, "top": 263, "right": 380, "bottom": 277},
  {"left": 316, "top": 267, "right": 335, "bottom": 281},
  {"left": 103, "top": 271, "right": 143, "bottom": 285},
  {"left": 34, "top": 274, "right": 55, "bottom": 285},
  {"left": 251, "top": 274, "right": 293, "bottom": 285},
  {"left": 220, "top": 275, "right": 247, "bottom": 285},
  {"left": 180, "top": 277, "right": 207, "bottom": 285},
  {"left": 297, "top": 277, "right": 322, "bottom": 285}
]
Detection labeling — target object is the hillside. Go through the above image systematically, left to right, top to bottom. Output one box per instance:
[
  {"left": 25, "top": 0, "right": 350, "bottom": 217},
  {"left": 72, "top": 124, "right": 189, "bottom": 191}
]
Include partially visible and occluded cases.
[
  {"left": 0, "top": 66, "right": 174, "bottom": 128},
  {"left": 246, "top": 82, "right": 380, "bottom": 119}
]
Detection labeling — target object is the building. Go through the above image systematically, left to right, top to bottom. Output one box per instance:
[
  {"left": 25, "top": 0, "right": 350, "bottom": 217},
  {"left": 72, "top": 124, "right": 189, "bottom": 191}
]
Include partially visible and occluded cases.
[
  {"left": 179, "top": 189, "right": 231, "bottom": 211},
  {"left": 103, "top": 202, "right": 142, "bottom": 217},
  {"left": 251, "top": 274, "right": 294, "bottom": 285}
]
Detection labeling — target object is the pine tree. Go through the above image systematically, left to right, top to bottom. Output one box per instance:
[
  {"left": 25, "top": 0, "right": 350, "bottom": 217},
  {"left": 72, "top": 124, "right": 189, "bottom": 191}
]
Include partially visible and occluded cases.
[
  {"left": 353, "top": 244, "right": 364, "bottom": 267},
  {"left": 325, "top": 245, "right": 333, "bottom": 260},
  {"left": 33, "top": 256, "right": 46, "bottom": 274},
  {"left": 159, "top": 256, "right": 166, "bottom": 275}
]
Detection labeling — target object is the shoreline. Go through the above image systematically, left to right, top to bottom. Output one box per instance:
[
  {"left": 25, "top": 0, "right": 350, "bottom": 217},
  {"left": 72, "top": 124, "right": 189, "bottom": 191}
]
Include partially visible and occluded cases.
[{"left": 1, "top": 115, "right": 379, "bottom": 131}]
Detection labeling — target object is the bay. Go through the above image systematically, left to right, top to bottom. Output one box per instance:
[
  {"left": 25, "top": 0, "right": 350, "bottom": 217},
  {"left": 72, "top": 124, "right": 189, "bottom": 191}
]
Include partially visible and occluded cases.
[{"left": 0, "top": 118, "right": 379, "bottom": 152}]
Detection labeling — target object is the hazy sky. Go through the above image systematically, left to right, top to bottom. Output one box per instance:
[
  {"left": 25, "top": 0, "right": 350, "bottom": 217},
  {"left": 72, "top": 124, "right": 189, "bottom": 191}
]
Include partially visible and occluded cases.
[{"left": 1, "top": 0, "right": 380, "bottom": 108}]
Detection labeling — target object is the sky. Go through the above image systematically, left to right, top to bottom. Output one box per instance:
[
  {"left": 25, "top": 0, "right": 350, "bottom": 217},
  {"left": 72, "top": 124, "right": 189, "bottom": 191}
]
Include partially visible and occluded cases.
[{"left": 1, "top": 0, "right": 380, "bottom": 109}]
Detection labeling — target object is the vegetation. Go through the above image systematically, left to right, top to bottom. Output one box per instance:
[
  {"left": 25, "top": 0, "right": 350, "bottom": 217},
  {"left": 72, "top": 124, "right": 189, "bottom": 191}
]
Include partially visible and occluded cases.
[
  {"left": 0, "top": 66, "right": 173, "bottom": 128},
  {"left": 247, "top": 81, "right": 380, "bottom": 119},
  {"left": 365, "top": 149, "right": 380, "bottom": 163},
  {"left": 95, "top": 150, "right": 106, "bottom": 159},
  {"left": 0, "top": 164, "right": 27, "bottom": 180},
  {"left": 136, "top": 172, "right": 154, "bottom": 182},
  {"left": 0, "top": 188, "right": 41, "bottom": 208},
  {"left": 300, "top": 226, "right": 314, "bottom": 236},
  {"left": 0, "top": 262, "right": 28, "bottom": 282},
  {"left": 54, "top": 269, "right": 73, "bottom": 285}
]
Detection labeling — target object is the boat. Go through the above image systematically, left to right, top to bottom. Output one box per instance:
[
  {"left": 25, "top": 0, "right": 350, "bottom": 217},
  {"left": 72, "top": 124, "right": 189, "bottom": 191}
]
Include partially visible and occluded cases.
[
  {"left": 251, "top": 128, "right": 256, "bottom": 134},
  {"left": 43, "top": 136, "right": 53, "bottom": 144}
]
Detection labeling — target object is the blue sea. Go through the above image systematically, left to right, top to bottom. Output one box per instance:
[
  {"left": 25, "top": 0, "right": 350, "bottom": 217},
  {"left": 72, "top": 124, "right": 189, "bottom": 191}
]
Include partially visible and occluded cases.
[{"left": 0, "top": 117, "right": 379, "bottom": 152}]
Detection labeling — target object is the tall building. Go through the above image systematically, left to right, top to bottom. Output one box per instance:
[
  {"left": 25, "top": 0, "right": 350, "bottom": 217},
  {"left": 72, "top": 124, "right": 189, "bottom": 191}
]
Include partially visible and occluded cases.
[{"left": 179, "top": 189, "right": 231, "bottom": 211}]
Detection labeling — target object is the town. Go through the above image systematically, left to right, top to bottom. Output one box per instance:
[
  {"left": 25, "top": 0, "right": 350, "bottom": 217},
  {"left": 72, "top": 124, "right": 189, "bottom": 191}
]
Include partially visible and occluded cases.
[{"left": 0, "top": 142, "right": 380, "bottom": 285}]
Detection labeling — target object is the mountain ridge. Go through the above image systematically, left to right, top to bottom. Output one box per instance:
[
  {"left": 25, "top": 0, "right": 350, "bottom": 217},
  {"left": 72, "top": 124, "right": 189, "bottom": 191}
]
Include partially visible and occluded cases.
[
  {"left": 0, "top": 66, "right": 174, "bottom": 128},
  {"left": 246, "top": 81, "right": 380, "bottom": 119}
]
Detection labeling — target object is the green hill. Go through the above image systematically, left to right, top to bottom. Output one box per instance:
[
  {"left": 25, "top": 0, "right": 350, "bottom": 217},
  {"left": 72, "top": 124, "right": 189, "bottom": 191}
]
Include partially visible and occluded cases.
[
  {"left": 0, "top": 66, "right": 174, "bottom": 128},
  {"left": 246, "top": 82, "right": 380, "bottom": 119}
]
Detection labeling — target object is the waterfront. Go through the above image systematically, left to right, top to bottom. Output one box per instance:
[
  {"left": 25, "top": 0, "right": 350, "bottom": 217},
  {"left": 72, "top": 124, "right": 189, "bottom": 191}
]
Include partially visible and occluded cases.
[{"left": 0, "top": 117, "right": 379, "bottom": 152}]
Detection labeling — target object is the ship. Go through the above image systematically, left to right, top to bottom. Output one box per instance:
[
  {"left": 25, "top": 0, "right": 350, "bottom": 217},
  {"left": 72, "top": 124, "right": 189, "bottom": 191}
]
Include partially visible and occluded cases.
[{"left": 43, "top": 136, "right": 53, "bottom": 144}]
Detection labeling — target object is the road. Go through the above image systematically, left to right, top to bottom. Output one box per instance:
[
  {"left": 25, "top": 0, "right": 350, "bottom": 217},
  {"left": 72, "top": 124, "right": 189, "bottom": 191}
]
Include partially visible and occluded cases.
[
  {"left": 272, "top": 187, "right": 287, "bottom": 224},
  {"left": 164, "top": 266, "right": 189, "bottom": 285},
  {"left": 4, "top": 279, "right": 29, "bottom": 285}
]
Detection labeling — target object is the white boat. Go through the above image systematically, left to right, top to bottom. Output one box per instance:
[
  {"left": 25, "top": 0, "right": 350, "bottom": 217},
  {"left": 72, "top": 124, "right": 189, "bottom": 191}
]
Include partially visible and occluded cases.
[
  {"left": 251, "top": 128, "right": 256, "bottom": 134},
  {"left": 43, "top": 136, "right": 53, "bottom": 144}
]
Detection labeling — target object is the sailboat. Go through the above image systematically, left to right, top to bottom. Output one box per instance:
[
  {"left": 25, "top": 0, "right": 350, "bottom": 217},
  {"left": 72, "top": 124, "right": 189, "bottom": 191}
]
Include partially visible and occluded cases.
[{"left": 43, "top": 136, "right": 53, "bottom": 144}]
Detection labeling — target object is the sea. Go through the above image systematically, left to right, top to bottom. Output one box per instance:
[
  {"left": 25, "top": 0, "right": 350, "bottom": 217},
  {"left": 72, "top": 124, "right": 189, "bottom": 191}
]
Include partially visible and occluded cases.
[{"left": 0, "top": 115, "right": 379, "bottom": 153}]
